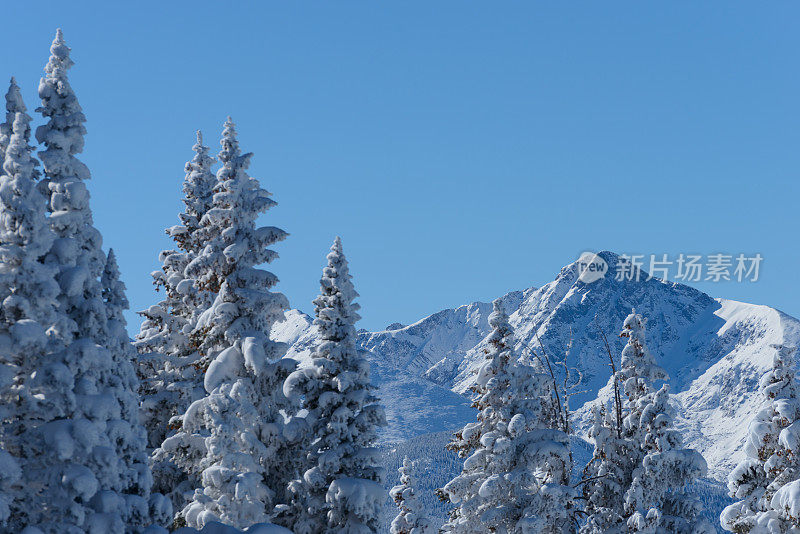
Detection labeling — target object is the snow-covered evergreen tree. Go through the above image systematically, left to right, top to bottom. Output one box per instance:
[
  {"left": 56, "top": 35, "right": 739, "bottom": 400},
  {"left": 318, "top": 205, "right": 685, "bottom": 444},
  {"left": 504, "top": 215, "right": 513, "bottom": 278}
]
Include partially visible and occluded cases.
[
  {"left": 25, "top": 29, "right": 160, "bottom": 532},
  {"left": 36, "top": 29, "right": 106, "bottom": 338},
  {"left": 0, "top": 76, "right": 61, "bottom": 531},
  {"left": 0, "top": 77, "right": 22, "bottom": 158},
  {"left": 167, "top": 118, "right": 297, "bottom": 530},
  {"left": 182, "top": 121, "right": 254, "bottom": 299},
  {"left": 137, "top": 130, "right": 219, "bottom": 519},
  {"left": 137, "top": 130, "right": 217, "bottom": 439},
  {"left": 169, "top": 130, "right": 218, "bottom": 257},
  {"left": 281, "top": 237, "right": 386, "bottom": 534},
  {"left": 102, "top": 249, "right": 172, "bottom": 529},
  {"left": 439, "top": 299, "right": 575, "bottom": 534},
  {"left": 582, "top": 310, "right": 713, "bottom": 534},
  {"left": 581, "top": 311, "right": 660, "bottom": 534},
  {"left": 616, "top": 312, "right": 668, "bottom": 444},
  {"left": 721, "top": 344, "right": 800, "bottom": 533},
  {"left": 624, "top": 383, "right": 712, "bottom": 533},
  {"left": 581, "top": 405, "right": 636, "bottom": 534},
  {"left": 390, "top": 457, "right": 434, "bottom": 534}
]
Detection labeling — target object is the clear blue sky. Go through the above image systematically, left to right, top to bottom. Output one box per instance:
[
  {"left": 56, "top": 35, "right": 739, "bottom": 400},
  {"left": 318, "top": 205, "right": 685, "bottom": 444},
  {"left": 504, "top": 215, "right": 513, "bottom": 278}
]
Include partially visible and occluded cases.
[{"left": 2, "top": 2, "right": 799, "bottom": 331}]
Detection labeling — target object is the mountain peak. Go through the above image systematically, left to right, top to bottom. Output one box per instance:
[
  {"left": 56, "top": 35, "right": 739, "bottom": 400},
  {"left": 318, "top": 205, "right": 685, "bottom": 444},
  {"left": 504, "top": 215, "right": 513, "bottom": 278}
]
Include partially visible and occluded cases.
[{"left": 274, "top": 252, "right": 800, "bottom": 479}]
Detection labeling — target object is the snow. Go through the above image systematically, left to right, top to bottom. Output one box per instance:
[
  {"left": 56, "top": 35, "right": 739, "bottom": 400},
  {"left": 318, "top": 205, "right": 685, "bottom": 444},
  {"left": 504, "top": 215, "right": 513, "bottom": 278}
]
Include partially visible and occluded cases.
[
  {"left": 276, "top": 252, "right": 800, "bottom": 484},
  {"left": 204, "top": 346, "right": 243, "bottom": 393},
  {"left": 389, "top": 458, "right": 434, "bottom": 534},
  {"left": 771, "top": 479, "right": 800, "bottom": 523},
  {"left": 172, "top": 522, "right": 291, "bottom": 534}
]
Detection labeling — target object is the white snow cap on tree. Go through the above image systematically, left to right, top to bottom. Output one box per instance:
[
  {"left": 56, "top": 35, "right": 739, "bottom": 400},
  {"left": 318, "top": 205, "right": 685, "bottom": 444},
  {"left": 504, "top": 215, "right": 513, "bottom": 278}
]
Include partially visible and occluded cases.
[
  {"left": 173, "top": 118, "right": 298, "bottom": 530},
  {"left": 280, "top": 237, "right": 386, "bottom": 534},
  {"left": 440, "top": 299, "right": 575, "bottom": 534},
  {"left": 722, "top": 344, "right": 800, "bottom": 533},
  {"left": 390, "top": 458, "right": 434, "bottom": 534}
]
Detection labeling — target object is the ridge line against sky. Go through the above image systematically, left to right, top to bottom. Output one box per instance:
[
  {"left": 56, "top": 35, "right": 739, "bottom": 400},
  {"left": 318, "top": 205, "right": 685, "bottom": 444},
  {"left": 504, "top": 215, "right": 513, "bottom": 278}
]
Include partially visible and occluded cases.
[{"left": 1, "top": 1, "right": 798, "bottom": 331}]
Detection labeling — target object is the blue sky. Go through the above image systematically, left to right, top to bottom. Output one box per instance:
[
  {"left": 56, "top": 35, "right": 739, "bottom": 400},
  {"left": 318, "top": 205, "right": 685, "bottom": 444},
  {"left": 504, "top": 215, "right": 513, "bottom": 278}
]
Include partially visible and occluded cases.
[{"left": 2, "top": 2, "right": 799, "bottom": 331}]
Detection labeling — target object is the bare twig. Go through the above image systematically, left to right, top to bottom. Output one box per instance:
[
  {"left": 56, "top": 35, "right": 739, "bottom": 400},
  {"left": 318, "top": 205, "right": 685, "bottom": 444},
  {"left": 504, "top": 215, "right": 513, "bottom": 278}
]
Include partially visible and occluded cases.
[
  {"left": 599, "top": 325, "right": 623, "bottom": 438},
  {"left": 535, "top": 333, "right": 567, "bottom": 434},
  {"left": 572, "top": 473, "right": 609, "bottom": 488}
]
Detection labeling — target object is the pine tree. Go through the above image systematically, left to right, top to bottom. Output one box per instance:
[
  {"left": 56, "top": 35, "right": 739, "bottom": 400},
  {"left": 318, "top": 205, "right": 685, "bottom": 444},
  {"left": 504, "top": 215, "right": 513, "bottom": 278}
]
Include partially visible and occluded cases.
[
  {"left": 30, "top": 29, "right": 158, "bottom": 532},
  {"left": 36, "top": 29, "right": 106, "bottom": 338},
  {"left": 0, "top": 77, "right": 61, "bottom": 531},
  {"left": 0, "top": 77, "right": 22, "bottom": 158},
  {"left": 169, "top": 118, "right": 297, "bottom": 529},
  {"left": 182, "top": 120, "right": 256, "bottom": 299},
  {"left": 169, "top": 130, "right": 218, "bottom": 257},
  {"left": 136, "top": 131, "right": 216, "bottom": 447},
  {"left": 137, "top": 131, "right": 219, "bottom": 520},
  {"left": 280, "top": 237, "right": 386, "bottom": 534},
  {"left": 102, "top": 249, "right": 173, "bottom": 529},
  {"left": 439, "top": 299, "right": 575, "bottom": 534},
  {"left": 588, "top": 310, "right": 666, "bottom": 533},
  {"left": 582, "top": 311, "right": 711, "bottom": 534},
  {"left": 617, "top": 311, "right": 668, "bottom": 443},
  {"left": 581, "top": 312, "right": 660, "bottom": 534},
  {"left": 617, "top": 313, "right": 712, "bottom": 533},
  {"left": 722, "top": 345, "right": 800, "bottom": 533},
  {"left": 624, "top": 384, "right": 712, "bottom": 533},
  {"left": 581, "top": 405, "right": 636, "bottom": 534},
  {"left": 390, "top": 457, "right": 435, "bottom": 534}
]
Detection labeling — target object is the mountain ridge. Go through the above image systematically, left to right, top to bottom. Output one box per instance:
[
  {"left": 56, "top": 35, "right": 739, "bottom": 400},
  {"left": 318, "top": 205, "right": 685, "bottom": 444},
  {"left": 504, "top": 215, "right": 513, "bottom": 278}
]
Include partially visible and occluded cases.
[{"left": 272, "top": 250, "right": 800, "bottom": 479}]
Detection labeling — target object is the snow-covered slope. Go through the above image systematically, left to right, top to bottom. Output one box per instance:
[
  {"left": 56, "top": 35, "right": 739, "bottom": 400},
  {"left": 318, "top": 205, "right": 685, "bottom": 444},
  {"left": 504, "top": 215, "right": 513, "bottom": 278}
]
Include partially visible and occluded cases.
[
  {"left": 273, "top": 251, "right": 800, "bottom": 479},
  {"left": 272, "top": 310, "right": 476, "bottom": 443}
]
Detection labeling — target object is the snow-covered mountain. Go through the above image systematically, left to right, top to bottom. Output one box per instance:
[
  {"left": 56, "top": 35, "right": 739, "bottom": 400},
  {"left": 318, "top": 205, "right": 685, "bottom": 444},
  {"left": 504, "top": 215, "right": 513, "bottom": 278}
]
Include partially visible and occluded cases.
[{"left": 272, "top": 250, "right": 800, "bottom": 480}]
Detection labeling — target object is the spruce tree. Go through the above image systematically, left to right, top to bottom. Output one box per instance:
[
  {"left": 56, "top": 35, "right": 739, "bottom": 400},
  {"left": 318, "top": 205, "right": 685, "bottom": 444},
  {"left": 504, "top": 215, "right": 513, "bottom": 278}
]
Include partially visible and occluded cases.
[
  {"left": 32, "top": 29, "right": 158, "bottom": 531},
  {"left": 0, "top": 77, "right": 22, "bottom": 158},
  {"left": 0, "top": 78, "right": 62, "bottom": 531},
  {"left": 169, "top": 118, "right": 297, "bottom": 529},
  {"left": 137, "top": 131, "right": 219, "bottom": 519},
  {"left": 145, "top": 131, "right": 227, "bottom": 527},
  {"left": 281, "top": 237, "right": 387, "bottom": 534},
  {"left": 102, "top": 250, "right": 173, "bottom": 528},
  {"left": 439, "top": 299, "right": 574, "bottom": 534},
  {"left": 581, "top": 311, "right": 662, "bottom": 534},
  {"left": 582, "top": 311, "right": 711, "bottom": 533},
  {"left": 617, "top": 311, "right": 668, "bottom": 443},
  {"left": 722, "top": 345, "right": 800, "bottom": 532},
  {"left": 624, "top": 384, "right": 712, "bottom": 533},
  {"left": 581, "top": 405, "right": 636, "bottom": 534},
  {"left": 390, "top": 458, "right": 435, "bottom": 534}
]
